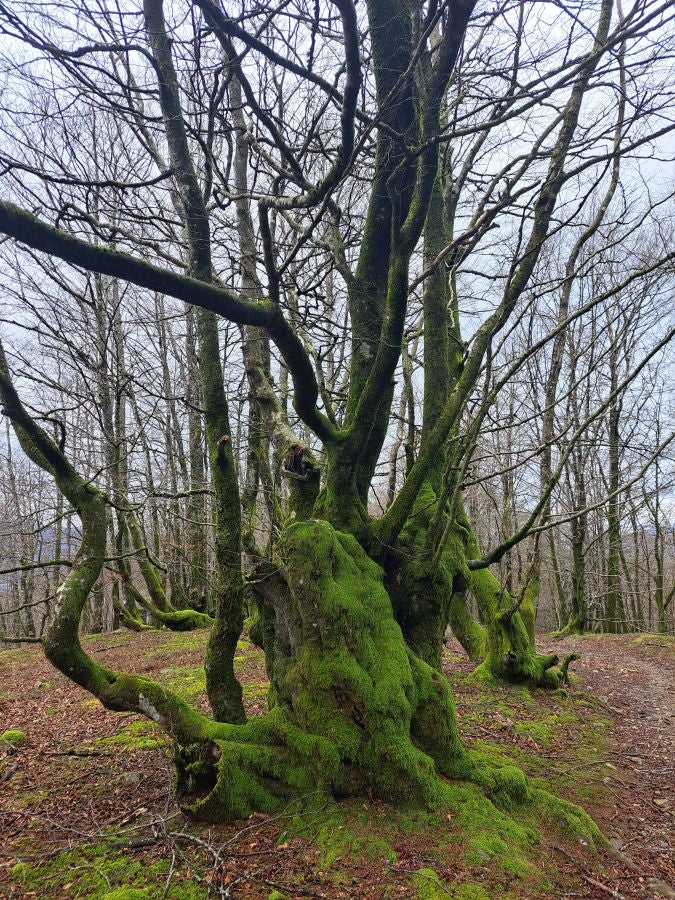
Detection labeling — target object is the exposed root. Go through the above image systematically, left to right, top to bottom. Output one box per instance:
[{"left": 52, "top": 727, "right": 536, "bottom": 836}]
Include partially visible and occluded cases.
[{"left": 560, "top": 652, "right": 581, "bottom": 684}]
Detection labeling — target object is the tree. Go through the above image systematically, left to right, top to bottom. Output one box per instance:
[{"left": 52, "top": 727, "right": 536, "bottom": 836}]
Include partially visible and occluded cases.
[{"left": 1, "top": 0, "right": 674, "bottom": 820}]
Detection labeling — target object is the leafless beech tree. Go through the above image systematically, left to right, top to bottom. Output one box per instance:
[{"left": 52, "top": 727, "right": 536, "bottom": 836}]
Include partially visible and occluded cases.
[{"left": 0, "top": 0, "right": 674, "bottom": 820}]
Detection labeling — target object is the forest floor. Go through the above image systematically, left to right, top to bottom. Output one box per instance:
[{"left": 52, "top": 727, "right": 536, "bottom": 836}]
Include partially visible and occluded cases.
[{"left": 0, "top": 629, "right": 673, "bottom": 899}]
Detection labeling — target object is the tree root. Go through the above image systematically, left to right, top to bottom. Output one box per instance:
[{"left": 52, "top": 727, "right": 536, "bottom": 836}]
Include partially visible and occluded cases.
[{"left": 560, "top": 652, "right": 581, "bottom": 684}]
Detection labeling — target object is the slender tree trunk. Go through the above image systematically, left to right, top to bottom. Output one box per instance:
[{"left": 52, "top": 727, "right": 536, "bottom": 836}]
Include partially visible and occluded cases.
[{"left": 606, "top": 353, "right": 623, "bottom": 633}]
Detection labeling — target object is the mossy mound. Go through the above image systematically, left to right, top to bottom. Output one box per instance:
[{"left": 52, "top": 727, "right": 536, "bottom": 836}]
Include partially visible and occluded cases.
[
  {"left": 175, "top": 520, "right": 474, "bottom": 820},
  {"left": 1, "top": 728, "right": 26, "bottom": 746}
]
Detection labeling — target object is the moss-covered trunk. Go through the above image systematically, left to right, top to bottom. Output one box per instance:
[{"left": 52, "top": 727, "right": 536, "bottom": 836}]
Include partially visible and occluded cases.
[{"left": 229, "top": 518, "right": 532, "bottom": 823}]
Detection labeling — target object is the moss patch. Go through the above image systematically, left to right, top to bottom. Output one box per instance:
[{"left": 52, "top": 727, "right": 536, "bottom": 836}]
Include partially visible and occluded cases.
[
  {"left": 150, "top": 630, "right": 209, "bottom": 655},
  {"left": 631, "top": 633, "right": 675, "bottom": 654},
  {"left": 160, "top": 665, "right": 206, "bottom": 702},
  {"left": 92, "top": 720, "right": 168, "bottom": 752},
  {"left": 1, "top": 728, "right": 26, "bottom": 746},
  {"left": 443, "top": 780, "right": 537, "bottom": 878},
  {"left": 15, "top": 789, "right": 49, "bottom": 809},
  {"left": 282, "top": 801, "right": 398, "bottom": 869},
  {"left": 7, "top": 843, "right": 204, "bottom": 898},
  {"left": 412, "top": 867, "right": 453, "bottom": 898},
  {"left": 412, "top": 870, "right": 492, "bottom": 899}
]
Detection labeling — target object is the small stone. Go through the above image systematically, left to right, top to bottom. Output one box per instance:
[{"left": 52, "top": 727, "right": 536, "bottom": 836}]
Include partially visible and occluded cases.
[
  {"left": 116, "top": 771, "right": 143, "bottom": 785},
  {"left": 653, "top": 798, "right": 670, "bottom": 809}
]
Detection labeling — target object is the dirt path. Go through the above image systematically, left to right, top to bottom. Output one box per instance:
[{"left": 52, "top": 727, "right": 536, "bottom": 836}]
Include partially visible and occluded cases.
[{"left": 547, "top": 634, "right": 675, "bottom": 898}]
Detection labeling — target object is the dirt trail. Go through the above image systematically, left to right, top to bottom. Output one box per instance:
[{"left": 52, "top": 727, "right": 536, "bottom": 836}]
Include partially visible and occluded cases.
[{"left": 550, "top": 634, "right": 675, "bottom": 898}]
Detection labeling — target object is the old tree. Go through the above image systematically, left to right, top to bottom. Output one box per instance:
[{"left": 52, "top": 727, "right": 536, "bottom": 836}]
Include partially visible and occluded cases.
[{"left": 0, "top": 0, "right": 674, "bottom": 821}]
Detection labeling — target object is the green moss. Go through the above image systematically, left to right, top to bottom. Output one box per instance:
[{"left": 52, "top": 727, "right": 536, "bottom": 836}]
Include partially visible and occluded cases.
[
  {"left": 275, "top": 521, "right": 466, "bottom": 806},
  {"left": 156, "top": 608, "right": 213, "bottom": 631},
  {"left": 152, "top": 630, "right": 208, "bottom": 654},
  {"left": 84, "top": 632, "right": 137, "bottom": 648},
  {"left": 632, "top": 633, "right": 675, "bottom": 654},
  {"left": 234, "top": 647, "right": 265, "bottom": 668},
  {"left": 161, "top": 665, "right": 207, "bottom": 702},
  {"left": 465, "top": 665, "right": 499, "bottom": 687},
  {"left": 242, "top": 680, "right": 270, "bottom": 705},
  {"left": 458, "top": 685, "right": 607, "bottom": 853},
  {"left": 513, "top": 707, "right": 579, "bottom": 748},
  {"left": 93, "top": 720, "right": 168, "bottom": 752},
  {"left": 514, "top": 720, "right": 555, "bottom": 746},
  {"left": 1, "top": 728, "right": 26, "bottom": 746},
  {"left": 442, "top": 780, "right": 537, "bottom": 878},
  {"left": 530, "top": 787, "right": 603, "bottom": 849},
  {"left": 16, "top": 789, "right": 49, "bottom": 808},
  {"left": 311, "top": 805, "right": 397, "bottom": 868},
  {"left": 7, "top": 843, "right": 204, "bottom": 898},
  {"left": 11, "top": 862, "right": 29, "bottom": 881},
  {"left": 412, "top": 867, "right": 452, "bottom": 899},
  {"left": 413, "top": 877, "right": 492, "bottom": 900},
  {"left": 449, "top": 885, "right": 491, "bottom": 900},
  {"left": 102, "top": 890, "right": 151, "bottom": 899}
]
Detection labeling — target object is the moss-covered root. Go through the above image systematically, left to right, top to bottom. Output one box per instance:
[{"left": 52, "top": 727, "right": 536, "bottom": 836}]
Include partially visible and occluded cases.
[
  {"left": 468, "top": 563, "right": 577, "bottom": 688},
  {"left": 113, "top": 599, "right": 155, "bottom": 632},
  {"left": 153, "top": 607, "right": 213, "bottom": 631},
  {"left": 475, "top": 613, "right": 581, "bottom": 688},
  {"left": 553, "top": 616, "right": 587, "bottom": 639},
  {"left": 470, "top": 650, "right": 566, "bottom": 690},
  {"left": 559, "top": 652, "right": 580, "bottom": 684},
  {"left": 174, "top": 707, "right": 341, "bottom": 821},
  {"left": 444, "top": 750, "right": 603, "bottom": 848},
  {"left": 531, "top": 787, "right": 604, "bottom": 850}
]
